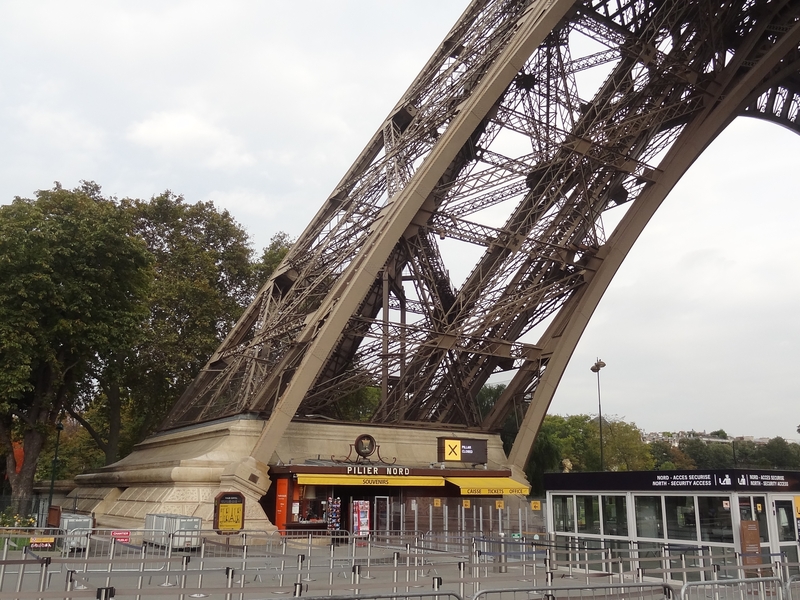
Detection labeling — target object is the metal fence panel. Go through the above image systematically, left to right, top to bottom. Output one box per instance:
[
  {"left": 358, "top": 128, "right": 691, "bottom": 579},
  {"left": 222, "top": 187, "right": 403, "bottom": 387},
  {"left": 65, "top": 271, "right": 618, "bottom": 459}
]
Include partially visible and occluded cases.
[
  {"left": 680, "top": 576, "right": 785, "bottom": 600},
  {"left": 474, "top": 582, "right": 674, "bottom": 600}
]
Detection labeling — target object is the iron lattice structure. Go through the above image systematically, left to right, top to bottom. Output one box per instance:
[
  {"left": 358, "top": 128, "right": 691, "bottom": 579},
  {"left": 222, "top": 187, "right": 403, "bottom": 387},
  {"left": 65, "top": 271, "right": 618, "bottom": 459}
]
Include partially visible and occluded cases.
[{"left": 164, "top": 0, "right": 800, "bottom": 471}]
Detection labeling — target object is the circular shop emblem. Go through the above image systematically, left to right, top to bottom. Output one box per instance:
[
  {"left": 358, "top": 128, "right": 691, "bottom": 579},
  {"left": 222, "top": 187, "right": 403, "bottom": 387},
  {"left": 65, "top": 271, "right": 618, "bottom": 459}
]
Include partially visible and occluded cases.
[{"left": 354, "top": 434, "right": 376, "bottom": 458}]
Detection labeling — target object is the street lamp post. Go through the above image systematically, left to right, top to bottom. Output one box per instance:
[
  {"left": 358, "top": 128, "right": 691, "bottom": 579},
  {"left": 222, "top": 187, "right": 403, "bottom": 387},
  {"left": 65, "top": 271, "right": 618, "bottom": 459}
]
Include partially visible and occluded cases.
[
  {"left": 590, "top": 359, "right": 606, "bottom": 471},
  {"left": 47, "top": 422, "right": 64, "bottom": 510}
]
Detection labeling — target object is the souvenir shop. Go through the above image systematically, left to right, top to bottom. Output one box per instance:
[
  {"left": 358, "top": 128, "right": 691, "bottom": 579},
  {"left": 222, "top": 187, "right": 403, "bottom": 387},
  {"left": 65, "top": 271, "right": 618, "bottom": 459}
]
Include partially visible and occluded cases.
[{"left": 263, "top": 432, "right": 530, "bottom": 533}]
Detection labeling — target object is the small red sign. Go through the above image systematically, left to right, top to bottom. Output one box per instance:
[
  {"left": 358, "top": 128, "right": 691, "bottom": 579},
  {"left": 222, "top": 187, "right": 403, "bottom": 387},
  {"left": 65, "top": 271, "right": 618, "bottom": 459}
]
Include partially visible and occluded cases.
[{"left": 111, "top": 530, "right": 130, "bottom": 543}]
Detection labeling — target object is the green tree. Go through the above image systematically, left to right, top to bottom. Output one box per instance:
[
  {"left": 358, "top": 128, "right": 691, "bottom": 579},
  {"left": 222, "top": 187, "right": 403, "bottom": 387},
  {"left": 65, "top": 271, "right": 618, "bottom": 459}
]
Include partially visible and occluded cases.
[
  {"left": 0, "top": 182, "right": 151, "bottom": 505},
  {"left": 68, "top": 192, "right": 270, "bottom": 462},
  {"left": 124, "top": 192, "right": 262, "bottom": 445},
  {"left": 253, "top": 232, "right": 294, "bottom": 285},
  {"left": 476, "top": 384, "right": 524, "bottom": 453},
  {"left": 476, "top": 384, "right": 506, "bottom": 419},
  {"left": 332, "top": 387, "right": 381, "bottom": 421},
  {"left": 531, "top": 414, "right": 653, "bottom": 473},
  {"left": 542, "top": 414, "right": 596, "bottom": 471},
  {"left": 526, "top": 416, "right": 566, "bottom": 494},
  {"left": 36, "top": 417, "right": 104, "bottom": 483},
  {"left": 603, "top": 418, "right": 654, "bottom": 471},
  {"left": 757, "top": 437, "right": 800, "bottom": 469},
  {"left": 678, "top": 438, "right": 712, "bottom": 468},
  {"left": 679, "top": 438, "right": 735, "bottom": 469},
  {"left": 731, "top": 439, "right": 761, "bottom": 468},
  {"left": 649, "top": 440, "right": 696, "bottom": 470},
  {"left": 649, "top": 440, "right": 673, "bottom": 469},
  {"left": 706, "top": 442, "right": 735, "bottom": 468}
]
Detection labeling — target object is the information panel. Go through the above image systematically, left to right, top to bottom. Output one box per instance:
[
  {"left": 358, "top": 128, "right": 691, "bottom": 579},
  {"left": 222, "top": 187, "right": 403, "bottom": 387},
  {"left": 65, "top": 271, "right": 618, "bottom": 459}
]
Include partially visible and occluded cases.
[
  {"left": 437, "top": 437, "right": 488, "bottom": 463},
  {"left": 214, "top": 492, "right": 245, "bottom": 533},
  {"left": 739, "top": 520, "right": 761, "bottom": 568}
]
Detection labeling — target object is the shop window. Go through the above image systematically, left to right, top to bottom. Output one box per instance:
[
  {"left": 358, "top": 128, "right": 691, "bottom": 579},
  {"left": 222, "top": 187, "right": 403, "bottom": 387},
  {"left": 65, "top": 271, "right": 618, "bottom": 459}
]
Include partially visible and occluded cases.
[
  {"left": 298, "top": 485, "right": 325, "bottom": 524},
  {"left": 552, "top": 495, "right": 575, "bottom": 532},
  {"left": 576, "top": 495, "right": 600, "bottom": 534},
  {"left": 602, "top": 495, "right": 628, "bottom": 536},
  {"left": 634, "top": 496, "right": 664, "bottom": 539},
  {"left": 665, "top": 496, "right": 697, "bottom": 541},
  {"left": 698, "top": 496, "right": 733, "bottom": 543}
]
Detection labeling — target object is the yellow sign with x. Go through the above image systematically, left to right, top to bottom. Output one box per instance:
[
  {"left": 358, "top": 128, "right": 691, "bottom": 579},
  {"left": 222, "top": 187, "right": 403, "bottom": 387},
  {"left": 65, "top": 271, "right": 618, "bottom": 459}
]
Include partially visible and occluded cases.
[{"left": 444, "top": 439, "right": 461, "bottom": 461}]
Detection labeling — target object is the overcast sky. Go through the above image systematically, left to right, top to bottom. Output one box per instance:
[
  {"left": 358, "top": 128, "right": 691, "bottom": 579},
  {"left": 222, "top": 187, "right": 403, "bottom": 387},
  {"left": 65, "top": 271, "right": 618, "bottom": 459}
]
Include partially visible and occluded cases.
[{"left": 2, "top": 1, "right": 798, "bottom": 441}]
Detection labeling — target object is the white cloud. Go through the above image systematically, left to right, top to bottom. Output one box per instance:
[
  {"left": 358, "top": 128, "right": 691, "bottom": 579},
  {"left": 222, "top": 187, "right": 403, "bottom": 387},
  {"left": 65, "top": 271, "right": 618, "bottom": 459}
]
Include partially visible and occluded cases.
[
  {"left": 14, "top": 106, "right": 105, "bottom": 153},
  {"left": 127, "top": 112, "right": 255, "bottom": 169}
]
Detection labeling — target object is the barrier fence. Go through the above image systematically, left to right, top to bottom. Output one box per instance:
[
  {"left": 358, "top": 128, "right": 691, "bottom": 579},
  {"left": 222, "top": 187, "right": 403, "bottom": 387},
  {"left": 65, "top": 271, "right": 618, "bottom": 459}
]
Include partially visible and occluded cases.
[{"left": 0, "top": 527, "right": 798, "bottom": 598}]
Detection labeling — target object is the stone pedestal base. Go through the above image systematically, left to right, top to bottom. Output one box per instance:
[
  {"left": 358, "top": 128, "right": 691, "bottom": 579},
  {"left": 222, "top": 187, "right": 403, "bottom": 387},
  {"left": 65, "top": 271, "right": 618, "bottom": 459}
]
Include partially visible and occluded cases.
[{"left": 71, "top": 415, "right": 274, "bottom": 531}]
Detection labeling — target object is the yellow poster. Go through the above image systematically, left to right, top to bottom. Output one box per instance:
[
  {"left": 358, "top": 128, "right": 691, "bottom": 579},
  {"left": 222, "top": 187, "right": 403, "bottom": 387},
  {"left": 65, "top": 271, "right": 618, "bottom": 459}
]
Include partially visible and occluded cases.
[
  {"left": 433, "top": 498, "right": 441, "bottom": 507},
  {"left": 463, "top": 499, "right": 471, "bottom": 509},
  {"left": 495, "top": 500, "right": 505, "bottom": 510},
  {"left": 530, "top": 500, "right": 541, "bottom": 511},
  {"left": 218, "top": 502, "right": 244, "bottom": 530}
]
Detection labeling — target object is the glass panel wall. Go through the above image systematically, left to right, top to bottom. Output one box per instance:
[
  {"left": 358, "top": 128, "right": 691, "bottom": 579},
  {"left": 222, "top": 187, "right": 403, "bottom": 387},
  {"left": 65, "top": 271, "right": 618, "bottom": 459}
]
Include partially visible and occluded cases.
[
  {"left": 552, "top": 494, "right": 575, "bottom": 532},
  {"left": 576, "top": 495, "right": 600, "bottom": 534},
  {"left": 602, "top": 495, "right": 628, "bottom": 536},
  {"left": 635, "top": 496, "right": 664, "bottom": 539},
  {"left": 665, "top": 496, "right": 697, "bottom": 541},
  {"left": 698, "top": 496, "right": 733, "bottom": 543}
]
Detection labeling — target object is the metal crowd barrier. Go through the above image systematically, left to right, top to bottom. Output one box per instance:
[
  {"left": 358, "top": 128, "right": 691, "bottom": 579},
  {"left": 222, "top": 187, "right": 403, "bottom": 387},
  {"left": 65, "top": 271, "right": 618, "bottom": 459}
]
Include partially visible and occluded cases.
[
  {"left": 0, "top": 527, "right": 795, "bottom": 599},
  {"left": 680, "top": 576, "right": 785, "bottom": 599},
  {"left": 473, "top": 582, "right": 674, "bottom": 600}
]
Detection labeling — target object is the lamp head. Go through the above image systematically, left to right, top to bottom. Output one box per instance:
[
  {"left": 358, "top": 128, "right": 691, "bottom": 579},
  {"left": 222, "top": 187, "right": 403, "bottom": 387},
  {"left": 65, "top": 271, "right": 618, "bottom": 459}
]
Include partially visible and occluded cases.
[{"left": 590, "top": 359, "right": 606, "bottom": 372}]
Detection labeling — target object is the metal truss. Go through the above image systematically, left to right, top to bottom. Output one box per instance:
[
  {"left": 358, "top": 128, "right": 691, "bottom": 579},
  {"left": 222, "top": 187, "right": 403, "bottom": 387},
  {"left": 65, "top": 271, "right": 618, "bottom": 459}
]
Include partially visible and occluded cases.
[{"left": 163, "top": 0, "right": 800, "bottom": 473}]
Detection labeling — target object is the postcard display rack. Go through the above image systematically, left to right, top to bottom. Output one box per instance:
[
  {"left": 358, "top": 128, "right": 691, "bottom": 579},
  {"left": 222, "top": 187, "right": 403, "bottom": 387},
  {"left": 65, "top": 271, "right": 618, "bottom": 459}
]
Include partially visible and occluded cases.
[{"left": 327, "top": 497, "right": 341, "bottom": 531}]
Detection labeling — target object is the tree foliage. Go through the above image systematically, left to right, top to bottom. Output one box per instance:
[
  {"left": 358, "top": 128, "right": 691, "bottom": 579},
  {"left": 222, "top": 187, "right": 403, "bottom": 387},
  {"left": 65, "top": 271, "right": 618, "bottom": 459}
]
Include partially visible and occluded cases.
[
  {"left": 0, "top": 182, "right": 151, "bottom": 503},
  {"left": 2, "top": 183, "right": 297, "bottom": 489},
  {"left": 68, "top": 192, "right": 293, "bottom": 463},
  {"left": 120, "top": 192, "right": 260, "bottom": 444},
  {"left": 254, "top": 232, "right": 294, "bottom": 285},
  {"left": 476, "top": 384, "right": 522, "bottom": 453},
  {"left": 474, "top": 385, "right": 663, "bottom": 492},
  {"left": 331, "top": 387, "right": 381, "bottom": 422},
  {"left": 533, "top": 414, "right": 652, "bottom": 473},
  {"left": 525, "top": 419, "right": 564, "bottom": 495},
  {"left": 603, "top": 419, "right": 654, "bottom": 471},
  {"left": 667, "top": 435, "right": 800, "bottom": 470},
  {"left": 649, "top": 439, "right": 695, "bottom": 470}
]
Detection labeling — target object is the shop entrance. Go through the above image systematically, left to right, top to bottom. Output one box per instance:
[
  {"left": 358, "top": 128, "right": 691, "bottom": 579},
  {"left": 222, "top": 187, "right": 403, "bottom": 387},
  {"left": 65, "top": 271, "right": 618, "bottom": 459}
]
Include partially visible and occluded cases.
[{"left": 375, "top": 496, "right": 390, "bottom": 535}]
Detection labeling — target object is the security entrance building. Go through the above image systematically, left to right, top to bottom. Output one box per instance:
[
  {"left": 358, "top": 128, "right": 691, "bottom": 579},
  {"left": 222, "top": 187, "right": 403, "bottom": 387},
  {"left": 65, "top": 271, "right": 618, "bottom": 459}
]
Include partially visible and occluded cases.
[{"left": 544, "top": 469, "right": 800, "bottom": 564}]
